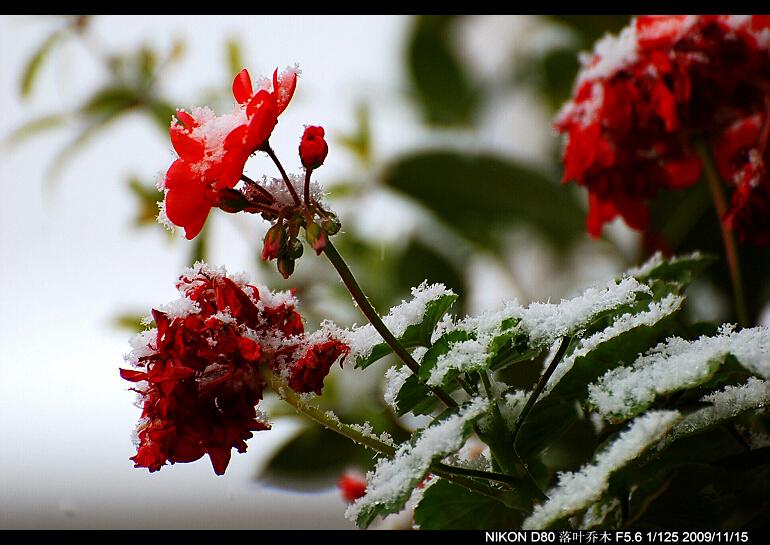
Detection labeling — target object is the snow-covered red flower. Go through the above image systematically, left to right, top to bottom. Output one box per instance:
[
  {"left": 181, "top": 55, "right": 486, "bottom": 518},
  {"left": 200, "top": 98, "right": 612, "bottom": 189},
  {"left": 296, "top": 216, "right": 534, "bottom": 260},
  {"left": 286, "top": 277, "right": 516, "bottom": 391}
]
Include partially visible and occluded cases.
[
  {"left": 556, "top": 15, "right": 770, "bottom": 242},
  {"left": 161, "top": 66, "right": 300, "bottom": 240},
  {"left": 299, "top": 125, "right": 328, "bottom": 170},
  {"left": 121, "top": 263, "right": 348, "bottom": 475},
  {"left": 288, "top": 339, "right": 350, "bottom": 395}
]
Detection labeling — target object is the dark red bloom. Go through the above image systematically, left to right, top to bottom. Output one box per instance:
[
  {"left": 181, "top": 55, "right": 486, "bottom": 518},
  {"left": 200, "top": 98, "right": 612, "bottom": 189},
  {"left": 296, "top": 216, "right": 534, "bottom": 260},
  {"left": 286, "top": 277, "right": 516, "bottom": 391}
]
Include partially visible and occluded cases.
[
  {"left": 556, "top": 15, "right": 770, "bottom": 243},
  {"left": 299, "top": 125, "right": 329, "bottom": 170},
  {"left": 121, "top": 263, "right": 347, "bottom": 475},
  {"left": 288, "top": 340, "right": 350, "bottom": 395},
  {"left": 338, "top": 472, "right": 367, "bottom": 503}
]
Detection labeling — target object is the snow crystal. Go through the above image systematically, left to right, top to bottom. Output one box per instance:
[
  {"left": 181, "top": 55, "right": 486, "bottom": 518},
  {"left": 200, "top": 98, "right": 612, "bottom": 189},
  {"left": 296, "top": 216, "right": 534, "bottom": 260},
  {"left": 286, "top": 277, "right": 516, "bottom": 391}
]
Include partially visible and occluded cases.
[
  {"left": 576, "top": 21, "right": 639, "bottom": 86},
  {"left": 254, "top": 174, "right": 327, "bottom": 211},
  {"left": 156, "top": 199, "right": 178, "bottom": 233},
  {"left": 625, "top": 250, "right": 703, "bottom": 280},
  {"left": 427, "top": 276, "right": 650, "bottom": 387},
  {"left": 343, "top": 282, "right": 455, "bottom": 366},
  {"left": 543, "top": 294, "right": 684, "bottom": 397},
  {"left": 153, "top": 296, "right": 201, "bottom": 320},
  {"left": 589, "top": 325, "right": 770, "bottom": 420},
  {"left": 123, "top": 329, "right": 158, "bottom": 367},
  {"left": 383, "top": 365, "right": 411, "bottom": 412},
  {"left": 658, "top": 378, "right": 770, "bottom": 449},
  {"left": 499, "top": 390, "right": 528, "bottom": 430},
  {"left": 345, "top": 398, "right": 489, "bottom": 524},
  {"left": 522, "top": 410, "right": 681, "bottom": 529}
]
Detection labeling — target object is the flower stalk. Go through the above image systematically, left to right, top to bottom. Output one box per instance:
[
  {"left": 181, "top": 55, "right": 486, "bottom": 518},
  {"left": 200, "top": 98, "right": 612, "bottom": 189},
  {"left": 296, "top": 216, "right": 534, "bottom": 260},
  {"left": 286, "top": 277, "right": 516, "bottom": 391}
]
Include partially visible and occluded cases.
[{"left": 695, "top": 140, "right": 749, "bottom": 328}]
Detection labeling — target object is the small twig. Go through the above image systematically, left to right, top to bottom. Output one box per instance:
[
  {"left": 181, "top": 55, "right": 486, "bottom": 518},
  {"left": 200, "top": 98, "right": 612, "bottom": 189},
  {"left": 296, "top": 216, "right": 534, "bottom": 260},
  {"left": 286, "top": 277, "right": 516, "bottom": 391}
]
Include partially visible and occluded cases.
[{"left": 264, "top": 143, "right": 301, "bottom": 206}]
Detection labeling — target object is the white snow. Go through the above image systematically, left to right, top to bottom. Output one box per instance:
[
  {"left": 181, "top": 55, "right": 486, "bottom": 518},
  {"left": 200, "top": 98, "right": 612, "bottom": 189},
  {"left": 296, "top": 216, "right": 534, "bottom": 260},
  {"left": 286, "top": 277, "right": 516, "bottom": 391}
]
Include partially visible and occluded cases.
[
  {"left": 576, "top": 21, "right": 639, "bottom": 87},
  {"left": 253, "top": 173, "right": 326, "bottom": 210},
  {"left": 427, "top": 276, "right": 651, "bottom": 387},
  {"left": 342, "top": 282, "right": 455, "bottom": 366},
  {"left": 544, "top": 294, "right": 684, "bottom": 397},
  {"left": 589, "top": 325, "right": 770, "bottom": 420},
  {"left": 383, "top": 365, "right": 411, "bottom": 412},
  {"left": 658, "top": 378, "right": 770, "bottom": 449},
  {"left": 345, "top": 398, "right": 489, "bottom": 524},
  {"left": 522, "top": 410, "right": 681, "bottom": 529}
]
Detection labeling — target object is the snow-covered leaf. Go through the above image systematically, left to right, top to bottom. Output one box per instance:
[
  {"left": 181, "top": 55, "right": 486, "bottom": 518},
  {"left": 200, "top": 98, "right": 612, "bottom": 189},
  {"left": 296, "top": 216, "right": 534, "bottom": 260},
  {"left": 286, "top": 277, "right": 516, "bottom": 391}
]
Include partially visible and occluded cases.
[
  {"left": 352, "top": 286, "right": 457, "bottom": 369},
  {"left": 346, "top": 398, "right": 489, "bottom": 528},
  {"left": 522, "top": 411, "right": 681, "bottom": 529}
]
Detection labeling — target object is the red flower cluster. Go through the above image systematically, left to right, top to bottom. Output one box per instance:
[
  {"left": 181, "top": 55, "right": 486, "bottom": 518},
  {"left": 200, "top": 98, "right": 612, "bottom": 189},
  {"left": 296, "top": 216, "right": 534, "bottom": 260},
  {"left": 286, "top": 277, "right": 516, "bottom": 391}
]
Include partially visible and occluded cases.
[
  {"left": 556, "top": 15, "right": 770, "bottom": 243},
  {"left": 163, "top": 66, "right": 299, "bottom": 240},
  {"left": 121, "top": 263, "right": 348, "bottom": 475}
]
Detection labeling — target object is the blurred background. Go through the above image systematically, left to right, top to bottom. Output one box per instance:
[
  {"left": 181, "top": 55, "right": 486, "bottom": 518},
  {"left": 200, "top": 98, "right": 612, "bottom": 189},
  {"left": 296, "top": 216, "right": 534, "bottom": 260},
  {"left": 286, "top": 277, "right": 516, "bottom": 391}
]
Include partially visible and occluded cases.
[{"left": 3, "top": 14, "right": 755, "bottom": 529}]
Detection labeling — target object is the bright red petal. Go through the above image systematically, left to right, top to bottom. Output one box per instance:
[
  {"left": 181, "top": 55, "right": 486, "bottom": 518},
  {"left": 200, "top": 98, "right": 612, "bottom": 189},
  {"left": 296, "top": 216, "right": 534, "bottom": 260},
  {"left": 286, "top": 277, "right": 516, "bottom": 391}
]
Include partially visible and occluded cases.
[
  {"left": 232, "top": 69, "right": 253, "bottom": 105},
  {"left": 165, "top": 185, "right": 211, "bottom": 240}
]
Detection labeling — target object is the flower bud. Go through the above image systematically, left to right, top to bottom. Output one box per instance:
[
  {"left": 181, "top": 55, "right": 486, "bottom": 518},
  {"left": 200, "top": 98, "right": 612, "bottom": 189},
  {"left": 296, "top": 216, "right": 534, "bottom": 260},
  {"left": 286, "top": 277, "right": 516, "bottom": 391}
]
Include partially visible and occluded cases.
[
  {"left": 299, "top": 125, "right": 328, "bottom": 170},
  {"left": 217, "top": 188, "right": 249, "bottom": 213},
  {"left": 321, "top": 213, "right": 341, "bottom": 236},
  {"left": 305, "top": 221, "right": 328, "bottom": 255},
  {"left": 262, "top": 223, "right": 287, "bottom": 261},
  {"left": 288, "top": 237, "right": 304, "bottom": 259},
  {"left": 277, "top": 256, "right": 295, "bottom": 279}
]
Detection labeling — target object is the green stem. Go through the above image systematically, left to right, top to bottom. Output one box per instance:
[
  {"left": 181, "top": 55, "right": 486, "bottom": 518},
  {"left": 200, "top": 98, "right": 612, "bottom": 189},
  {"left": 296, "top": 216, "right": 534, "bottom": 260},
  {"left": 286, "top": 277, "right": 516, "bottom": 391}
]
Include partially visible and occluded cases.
[
  {"left": 695, "top": 140, "right": 749, "bottom": 327},
  {"left": 264, "top": 143, "right": 301, "bottom": 206},
  {"left": 303, "top": 168, "right": 312, "bottom": 207},
  {"left": 322, "top": 239, "right": 458, "bottom": 408},
  {"left": 512, "top": 336, "right": 571, "bottom": 454},
  {"left": 260, "top": 366, "right": 396, "bottom": 456},
  {"left": 262, "top": 366, "right": 524, "bottom": 509},
  {"left": 433, "top": 462, "right": 520, "bottom": 487}
]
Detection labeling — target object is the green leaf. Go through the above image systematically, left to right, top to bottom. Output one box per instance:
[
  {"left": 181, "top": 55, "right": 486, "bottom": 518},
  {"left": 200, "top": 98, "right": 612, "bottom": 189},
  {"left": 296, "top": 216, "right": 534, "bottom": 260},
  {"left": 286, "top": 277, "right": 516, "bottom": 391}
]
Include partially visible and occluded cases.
[
  {"left": 406, "top": 15, "right": 479, "bottom": 127},
  {"left": 20, "top": 31, "right": 63, "bottom": 99},
  {"left": 226, "top": 38, "right": 245, "bottom": 78},
  {"left": 80, "top": 86, "right": 139, "bottom": 119},
  {"left": 144, "top": 100, "right": 175, "bottom": 132},
  {"left": 337, "top": 102, "right": 372, "bottom": 166},
  {"left": 3, "top": 113, "right": 69, "bottom": 147},
  {"left": 383, "top": 152, "right": 585, "bottom": 252},
  {"left": 128, "top": 178, "right": 163, "bottom": 227},
  {"left": 632, "top": 252, "right": 715, "bottom": 292},
  {"left": 355, "top": 293, "right": 458, "bottom": 369},
  {"left": 517, "top": 306, "right": 679, "bottom": 458},
  {"left": 112, "top": 312, "right": 147, "bottom": 333},
  {"left": 417, "top": 329, "right": 474, "bottom": 384},
  {"left": 395, "top": 373, "right": 440, "bottom": 416},
  {"left": 355, "top": 400, "right": 489, "bottom": 527},
  {"left": 257, "top": 422, "right": 370, "bottom": 491},
  {"left": 414, "top": 479, "right": 524, "bottom": 529}
]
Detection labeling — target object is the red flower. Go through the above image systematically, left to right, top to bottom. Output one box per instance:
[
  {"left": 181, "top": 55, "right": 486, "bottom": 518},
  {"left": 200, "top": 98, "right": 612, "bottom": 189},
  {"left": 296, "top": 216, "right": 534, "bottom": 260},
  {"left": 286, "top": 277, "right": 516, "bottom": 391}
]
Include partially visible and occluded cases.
[
  {"left": 556, "top": 15, "right": 770, "bottom": 242},
  {"left": 162, "top": 66, "right": 299, "bottom": 240},
  {"left": 232, "top": 66, "right": 299, "bottom": 151},
  {"left": 164, "top": 108, "right": 251, "bottom": 239},
  {"left": 299, "top": 125, "right": 328, "bottom": 170},
  {"left": 121, "top": 263, "right": 347, "bottom": 475},
  {"left": 288, "top": 339, "right": 350, "bottom": 395},
  {"left": 338, "top": 472, "right": 367, "bottom": 503}
]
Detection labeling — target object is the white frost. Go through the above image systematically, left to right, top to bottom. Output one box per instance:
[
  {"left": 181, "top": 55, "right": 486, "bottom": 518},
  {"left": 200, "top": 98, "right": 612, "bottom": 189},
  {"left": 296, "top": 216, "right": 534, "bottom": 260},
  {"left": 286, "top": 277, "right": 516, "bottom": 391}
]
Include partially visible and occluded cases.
[{"left": 522, "top": 410, "right": 681, "bottom": 529}]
